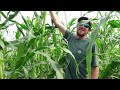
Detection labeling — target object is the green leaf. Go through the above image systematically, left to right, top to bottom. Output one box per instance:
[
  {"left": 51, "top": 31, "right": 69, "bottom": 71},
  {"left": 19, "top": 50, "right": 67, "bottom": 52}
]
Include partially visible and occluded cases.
[
  {"left": 0, "top": 11, "right": 7, "bottom": 19},
  {"left": 8, "top": 11, "right": 19, "bottom": 20},
  {"left": 34, "top": 11, "right": 38, "bottom": 17},
  {"left": 86, "top": 11, "right": 113, "bottom": 79},
  {"left": 99, "top": 11, "right": 113, "bottom": 26},
  {"left": 20, "top": 13, "right": 29, "bottom": 29},
  {"left": 67, "top": 18, "right": 77, "bottom": 29},
  {"left": 92, "top": 18, "right": 99, "bottom": 20},
  {"left": 0, "top": 19, "right": 8, "bottom": 28},
  {"left": 11, "top": 20, "right": 28, "bottom": 30},
  {"left": 108, "top": 20, "right": 120, "bottom": 28},
  {"left": 16, "top": 24, "right": 25, "bottom": 38},
  {"left": 16, "top": 29, "right": 21, "bottom": 39},
  {"left": 0, "top": 39, "right": 5, "bottom": 49},
  {"left": 15, "top": 43, "right": 24, "bottom": 70},
  {"left": 35, "top": 46, "right": 49, "bottom": 51},
  {"left": 61, "top": 47, "right": 80, "bottom": 78},
  {"left": 62, "top": 47, "right": 75, "bottom": 60},
  {"left": 34, "top": 51, "right": 64, "bottom": 79},
  {"left": 22, "top": 52, "right": 35, "bottom": 68},
  {"left": 0, "top": 57, "right": 3, "bottom": 79},
  {"left": 22, "top": 66, "right": 29, "bottom": 79}
]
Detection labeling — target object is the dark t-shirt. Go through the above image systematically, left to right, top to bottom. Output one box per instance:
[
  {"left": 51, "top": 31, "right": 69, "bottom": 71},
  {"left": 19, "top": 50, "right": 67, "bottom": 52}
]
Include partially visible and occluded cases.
[{"left": 63, "top": 30, "right": 99, "bottom": 79}]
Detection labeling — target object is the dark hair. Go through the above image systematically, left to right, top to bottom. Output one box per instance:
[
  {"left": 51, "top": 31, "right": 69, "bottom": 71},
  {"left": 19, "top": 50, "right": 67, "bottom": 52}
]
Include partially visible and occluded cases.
[{"left": 78, "top": 17, "right": 92, "bottom": 30}]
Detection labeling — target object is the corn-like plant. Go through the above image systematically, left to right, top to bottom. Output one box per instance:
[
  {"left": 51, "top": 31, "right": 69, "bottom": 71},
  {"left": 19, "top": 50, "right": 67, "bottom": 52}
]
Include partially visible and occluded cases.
[{"left": 0, "top": 11, "right": 120, "bottom": 79}]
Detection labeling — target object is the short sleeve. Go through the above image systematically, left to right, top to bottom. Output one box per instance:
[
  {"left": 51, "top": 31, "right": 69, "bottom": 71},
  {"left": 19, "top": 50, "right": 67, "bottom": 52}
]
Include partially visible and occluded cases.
[
  {"left": 63, "top": 30, "right": 74, "bottom": 41},
  {"left": 91, "top": 43, "right": 99, "bottom": 67}
]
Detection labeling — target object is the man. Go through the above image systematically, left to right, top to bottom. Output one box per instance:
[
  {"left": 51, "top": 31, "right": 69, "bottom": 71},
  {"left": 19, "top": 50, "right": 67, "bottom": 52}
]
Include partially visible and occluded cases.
[{"left": 49, "top": 11, "right": 99, "bottom": 79}]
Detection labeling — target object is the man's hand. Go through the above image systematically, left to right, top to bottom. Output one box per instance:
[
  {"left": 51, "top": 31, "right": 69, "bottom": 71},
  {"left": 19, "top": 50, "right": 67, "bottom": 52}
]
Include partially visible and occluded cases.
[
  {"left": 49, "top": 11, "right": 67, "bottom": 35},
  {"left": 91, "top": 66, "right": 99, "bottom": 79}
]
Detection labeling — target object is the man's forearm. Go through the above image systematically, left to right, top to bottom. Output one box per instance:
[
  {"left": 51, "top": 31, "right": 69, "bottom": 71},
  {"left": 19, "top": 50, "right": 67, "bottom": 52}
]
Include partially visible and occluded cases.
[
  {"left": 49, "top": 11, "right": 61, "bottom": 26},
  {"left": 49, "top": 11, "right": 66, "bottom": 35},
  {"left": 91, "top": 66, "right": 99, "bottom": 79}
]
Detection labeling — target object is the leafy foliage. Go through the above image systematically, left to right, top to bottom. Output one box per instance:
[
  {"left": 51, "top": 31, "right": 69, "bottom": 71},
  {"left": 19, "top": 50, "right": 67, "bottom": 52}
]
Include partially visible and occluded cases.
[{"left": 0, "top": 11, "right": 120, "bottom": 79}]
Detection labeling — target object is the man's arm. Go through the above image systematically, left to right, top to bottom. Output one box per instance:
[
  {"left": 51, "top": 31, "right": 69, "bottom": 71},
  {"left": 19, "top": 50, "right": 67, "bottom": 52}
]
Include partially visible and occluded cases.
[
  {"left": 49, "top": 11, "right": 67, "bottom": 35},
  {"left": 91, "top": 43, "right": 99, "bottom": 79},
  {"left": 91, "top": 66, "right": 99, "bottom": 79}
]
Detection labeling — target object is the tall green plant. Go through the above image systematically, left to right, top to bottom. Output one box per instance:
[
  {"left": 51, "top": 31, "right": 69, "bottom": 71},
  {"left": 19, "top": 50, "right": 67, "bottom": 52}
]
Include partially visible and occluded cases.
[{"left": 86, "top": 11, "right": 113, "bottom": 79}]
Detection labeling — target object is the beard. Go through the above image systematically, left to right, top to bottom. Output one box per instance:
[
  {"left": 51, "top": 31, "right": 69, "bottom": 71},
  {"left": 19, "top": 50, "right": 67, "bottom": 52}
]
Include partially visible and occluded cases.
[{"left": 77, "top": 30, "right": 87, "bottom": 37}]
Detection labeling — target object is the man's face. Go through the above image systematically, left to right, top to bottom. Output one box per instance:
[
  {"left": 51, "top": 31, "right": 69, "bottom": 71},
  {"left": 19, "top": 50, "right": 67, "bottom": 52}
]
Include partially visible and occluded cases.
[{"left": 76, "top": 21, "right": 91, "bottom": 37}]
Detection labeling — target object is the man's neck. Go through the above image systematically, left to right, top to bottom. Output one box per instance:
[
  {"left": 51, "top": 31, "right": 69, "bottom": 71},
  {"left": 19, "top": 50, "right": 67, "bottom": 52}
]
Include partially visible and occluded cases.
[{"left": 76, "top": 35, "right": 88, "bottom": 40}]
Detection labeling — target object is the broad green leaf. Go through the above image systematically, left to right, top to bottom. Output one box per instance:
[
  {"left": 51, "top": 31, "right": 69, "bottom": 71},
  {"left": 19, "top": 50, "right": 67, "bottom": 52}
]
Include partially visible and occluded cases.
[
  {"left": 86, "top": 11, "right": 113, "bottom": 79},
  {"left": 108, "top": 20, "right": 120, "bottom": 28},
  {"left": 86, "top": 42, "right": 93, "bottom": 79},
  {"left": 15, "top": 43, "right": 24, "bottom": 70},
  {"left": 61, "top": 47, "right": 80, "bottom": 78},
  {"left": 62, "top": 47, "right": 75, "bottom": 60},
  {"left": 34, "top": 51, "right": 63, "bottom": 79}
]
